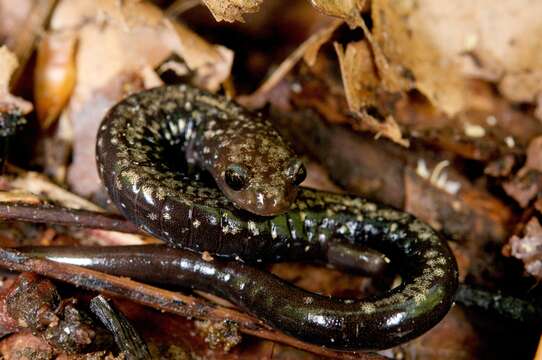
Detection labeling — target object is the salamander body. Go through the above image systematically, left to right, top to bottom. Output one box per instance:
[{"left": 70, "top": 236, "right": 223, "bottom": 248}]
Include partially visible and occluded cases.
[{"left": 92, "top": 85, "right": 458, "bottom": 350}]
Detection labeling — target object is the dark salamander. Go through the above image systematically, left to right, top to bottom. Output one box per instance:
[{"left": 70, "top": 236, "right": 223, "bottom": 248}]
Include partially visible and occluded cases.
[{"left": 87, "top": 85, "right": 457, "bottom": 350}]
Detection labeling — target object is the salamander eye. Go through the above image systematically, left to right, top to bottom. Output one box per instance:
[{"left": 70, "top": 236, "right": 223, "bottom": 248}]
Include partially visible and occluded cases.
[
  {"left": 286, "top": 160, "right": 306, "bottom": 186},
  {"left": 225, "top": 164, "right": 248, "bottom": 191}
]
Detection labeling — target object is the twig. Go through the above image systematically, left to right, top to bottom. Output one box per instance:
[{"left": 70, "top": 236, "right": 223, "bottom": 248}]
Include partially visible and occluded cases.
[
  {"left": 6, "top": 169, "right": 105, "bottom": 211},
  {"left": 0, "top": 203, "right": 139, "bottom": 233},
  {"left": 0, "top": 247, "right": 382, "bottom": 360},
  {"left": 90, "top": 295, "right": 151, "bottom": 360}
]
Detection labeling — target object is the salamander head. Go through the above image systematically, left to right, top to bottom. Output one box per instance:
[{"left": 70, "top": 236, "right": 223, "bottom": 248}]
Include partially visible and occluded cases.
[{"left": 209, "top": 135, "right": 306, "bottom": 216}]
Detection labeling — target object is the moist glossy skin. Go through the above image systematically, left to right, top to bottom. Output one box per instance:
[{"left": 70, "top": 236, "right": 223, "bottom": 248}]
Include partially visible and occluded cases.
[
  {"left": 95, "top": 85, "right": 458, "bottom": 350},
  {"left": 24, "top": 243, "right": 456, "bottom": 351}
]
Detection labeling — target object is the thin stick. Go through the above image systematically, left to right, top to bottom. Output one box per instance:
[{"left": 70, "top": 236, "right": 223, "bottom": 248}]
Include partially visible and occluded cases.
[{"left": 0, "top": 203, "right": 139, "bottom": 233}]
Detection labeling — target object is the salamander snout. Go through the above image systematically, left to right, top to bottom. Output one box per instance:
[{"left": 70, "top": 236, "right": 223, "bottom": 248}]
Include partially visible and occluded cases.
[{"left": 217, "top": 159, "right": 306, "bottom": 217}]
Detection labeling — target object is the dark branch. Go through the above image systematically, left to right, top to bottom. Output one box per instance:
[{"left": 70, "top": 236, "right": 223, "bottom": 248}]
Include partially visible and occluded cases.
[{"left": 0, "top": 203, "right": 139, "bottom": 233}]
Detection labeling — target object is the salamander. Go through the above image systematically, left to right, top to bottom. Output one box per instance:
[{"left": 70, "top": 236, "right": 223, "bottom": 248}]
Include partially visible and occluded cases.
[{"left": 91, "top": 85, "right": 458, "bottom": 350}]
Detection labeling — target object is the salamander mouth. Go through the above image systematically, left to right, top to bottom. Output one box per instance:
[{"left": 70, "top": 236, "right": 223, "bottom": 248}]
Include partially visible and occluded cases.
[
  {"left": 219, "top": 184, "right": 299, "bottom": 217},
  {"left": 244, "top": 199, "right": 295, "bottom": 216}
]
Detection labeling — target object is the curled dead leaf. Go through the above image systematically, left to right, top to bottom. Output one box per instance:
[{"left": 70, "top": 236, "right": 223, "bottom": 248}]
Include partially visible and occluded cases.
[
  {"left": 201, "top": 0, "right": 262, "bottom": 23},
  {"left": 309, "top": 0, "right": 366, "bottom": 27},
  {"left": 354, "top": 13, "right": 412, "bottom": 94},
  {"left": 34, "top": 31, "right": 77, "bottom": 130},
  {"left": 333, "top": 40, "right": 379, "bottom": 110},
  {"left": 334, "top": 41, "right": 408, "bottom": 146},
  {"left": 355, "top": 112, "right": 408, "bottom": 147}
]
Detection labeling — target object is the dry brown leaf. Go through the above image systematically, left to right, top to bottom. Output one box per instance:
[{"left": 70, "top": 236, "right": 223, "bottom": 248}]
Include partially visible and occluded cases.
[
  {"left": 0, "top": 0, "right": 56, "bottom": 86},
  {"left": 0, "top": 0, "right": 35, "bottom": 48},
  {"left": 51, "top": 0, "right": 164, "bottom": 30},
  {"left": 51, "top": 0, "right": 232, "bottom": 99},
  {"left": 99, "top": 0, "right": 165, "bottom": 28},
  {"left": 202, "top": 0, "right": 262, "bottom": 22},
  {"left": 309, "top": 0, "right": 366, "bottom": 27},
  {"left": 372, "top": 0, "right": 468, "bottom": 116},
  {"left": 372, "top": 0, "right": 542, "bottom": 116},
  {"left": 52, "top": 1, "right": 169, "bottom": 105},
  {"left": 468, "top": 1, "right": 542, "bottom": 106},
  {"left": 313, "top": 2, "right": 412, "bottom": 98},
  {"left": 356, "top": 16, "right": 410, "bottom": 94},
  {"left": 238, "top": 19, "right": 342, "bottom": 109},
  {"left": 302, "top": 20, "right": 344, "bottom": 67},
  {"left": 34, "top": 31, "right": 77, "bottom": 130},
  {"left": 333, "top": 40, "right": 379, "bottom": 110},
  {"left": 334, "top": 41, "right": 408, "bottom": 146},
  {"left": 0, "top": 46, "right": 32, "bottom": 114},
  {"left": 0, "top": 47, "right": 18, "bottom": 94},
  {"left": 355, "top": 112, "right": 408, "bottom": 147},
  {"left": 508, "top": 217, "right": 542, "bottom": 279}
]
